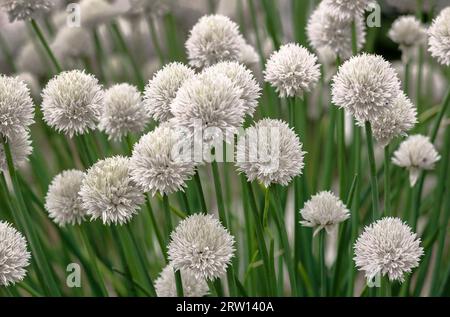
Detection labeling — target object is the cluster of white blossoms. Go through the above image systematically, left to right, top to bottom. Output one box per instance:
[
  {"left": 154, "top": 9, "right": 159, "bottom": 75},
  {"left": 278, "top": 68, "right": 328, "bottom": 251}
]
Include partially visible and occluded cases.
[
  {"left": 1, "top": 0, "right": 54, "bottom": 22},
  {"left": 78, "top": 0, "right": 127, "bottom": 29},
  {"left": 323, "top": 0, "right": 374, "bottom": 21},
  {"left": 307, "top": 1, "right": 366, "bottom": 60},
  {"left": 428, "top": 7, "right": 450, "bottom": 66},
  {"left": 185, "top": 14, "right": 257, "bottom": 69},
  {"left": 388, "top": 15, "right": 427, "bottom": 62},
  {"left": 51, "top": 27, "right": 94, "bottom": 62},
  {"left": 264, "top": 43, "right": 321, "bottom": 98},
  {"left": 41, "top": 70, "right": 104, "bottom": 138},
  {"left": 98, "top": 83, "right": 149, "bottom": 141},
  {"left": 236, "top": 119, "right": 305, "bottom": 187},
  {"left": 0, "top": 128, "right": 32, "bottom": 173},
  {"left": 392, "top": 134, "right": 441, "bottom": 186},
  {"left": 80, "top": 156, "right": 145, "bottom": 225},
  {"left": 45, "top": 169, "right": 87, "bottom": 226},
  {"left": 300, "top": 191, "right": 350, "bottom": 236},
  {"left": 168, "top": 214, "right": 235, "bottom": 281},
  {"left": 354, "top": 217, "right": 423, "bottom": 282},
  {"left": 0, "top": 220, "right": 30, "bottom": 286},
  {"left": 154, "top": 264, "right": 209, "bottom": 297}
]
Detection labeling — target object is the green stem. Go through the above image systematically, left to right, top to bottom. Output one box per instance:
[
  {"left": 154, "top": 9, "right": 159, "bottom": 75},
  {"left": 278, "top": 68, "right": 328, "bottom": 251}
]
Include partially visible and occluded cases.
[
  {"left": 147, "top": 16, "right": 165, "bottom": 65},
  {"left": 30, "top": 19, "right": 62, "bottom": 73},
  {"left": 351, "top": 19, "right": 358, "bottom": 55},
  {"left": 0, "top": 32, "right": 17, "bottom": 72},
  {"left": 404, "top": 61, "right": 410, "bottom": 96},
  {"left": 337, "top": 109, "right": 346, "bottom": 197},
  {"left": 365, "top": 122, "right": 380, "bottom": 220},
  {"left": 384, "top": 145, "right": 391, "bottom": 217},
  {"left": 194, "top": 171, "right": 208, "bottom": 213},
  {"left": 145, "top": 194, "right": 166, "bottom": 260},
  {"left": 162, "top": 194, "right": 173, "bottom": 239},
  {"left": 318, "top": 230, "right": 326, "bottom": 297},
  {"left": 174, "top": 269, "right": 184, "bottom": 297}
]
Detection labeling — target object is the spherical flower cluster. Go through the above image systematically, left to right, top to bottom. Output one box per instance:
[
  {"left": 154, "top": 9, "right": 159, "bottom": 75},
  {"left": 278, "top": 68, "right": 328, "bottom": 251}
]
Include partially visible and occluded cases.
[
  {"left": 1, "top": 0, "right": 54, "bottom": 22},
  {"left": 79, "top": 0, "right": 127, "bottom": 28},
  {"left": 323, "top": 0, "right": 374, "bottom": 21},
  {"left": 307, "top": 2, "right": 366, "bottom": 60},
  {"left": 428, "top": 7, "right": 450, "bottom": 66},
  {"left": 185, "top": 14, "right": 245, "bottom": 69},
  {"left": 388, "top": 15, "right": 426, "bottom": 62},
  {"left": 51, "top": 27, "right": 94, "bottom": 61},
  {"left": 264, "top": 43, "right": 320, "bottom": 98},
  {"left": 331, "top": 53, "right": 401, "bottom": 124},
  {"left": 202, "top": 61, "right": 261, "bottom": 115},
  {"left": 143, "top": 63, "right": 195, "bottom": 123},
  {"left": 41, "top": 70, "right": 103, "bottom": 137},
  {"left": 170, "top": 72, "right": 245, "bottom": 146},
  {"left": 0, "top": 75, "right": 34, "bottom": 138},
  {"left": 99, "top": 83, "right": 149, "bottom": 141},
  {"left": 371, "top": 92, "right": 417, "bottom": 147},
  {"left": 236, "top": 118, "right": 305, "bottom": 187},
  {"left": 130, "top": 124, "right": 197, "bottom": 195},
  {"left": 0, "top": 129, "right": 32, "bottom": 173},
  {"left": 392, "top": 134, "right": 441, "bottom": 186},
  {"left": 80, "top": 156, "right": 144, "bottom": 225},
  {"left": 45, "top": 170, "right": 87, "bottom": 226},
  {"left": 300, "top": 191, "right": 350, "bottom": 236},
  {"left": 168, "top": 214, "right": 235, "bottom": 280},
  {"left": 354, "top": 217, "right": 423, "bottom": 282},
  {"left": 0, "top": 220, "right": 31, "bottom": 286},
  {"left": 154, "top": 264, "right": 209, "bottom": 297}
]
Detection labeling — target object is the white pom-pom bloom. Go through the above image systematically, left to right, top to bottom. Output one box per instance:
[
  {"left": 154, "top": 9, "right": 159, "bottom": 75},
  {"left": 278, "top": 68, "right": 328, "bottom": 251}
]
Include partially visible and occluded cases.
[
  {"left": 1, "top": 0, "right": 54, "bottom": 22},
  {"left": 79, "top": 0, "right": 127, "bottom": 28},
  {"left": 323, "top": 0, "right": 374, "bottom": 21},
  {"left": 307, "top": 2, "right": 366, "bottom": 60},
  {"left": 428, "top": 7, "right": 450, "bottom": 66},
  {"left": 186, "top": 14, "right": 245, "bottom": 69},
  {"left": 388, "top": 16, "right": 427, "bottom": 61},
  {"left": 51, "top": 27, "right": 94, "bottom": 61},
  {"left": 239, "top": 43, "right": 260, "bottom": 66},
  {"left": 264, "top": 43, "right": 320, "bottom": 98},
  {"left": 331, "top": 53, "right": 401, "bottom": 124},
  {"left": 202, "top": 61, "right": 261, "bottom": 116},
  {"left": 143, "top": 63, "right": 195, "bottom": 123},
  {"left": 41, "top": 70, "right": 103, "bottom": 137},
  {"left": 170, "top": 72, "right": 245, "bottom": 146},
  {"left": 0, "top": 75, "right": 34, "bottom": 138},
  {"left": 99, "top": 83, "right": 149, "bottom": 141},
  {"left": 371, "top": 92, "right": 417, "bottom": 147},
  {"left": 236, "top": 119, "right": 305, "bottom": 187},
  {"left": 130, "top": 125, "right": 197, "bottom": 195},
  {"left": 0, "top": 130, "right": 32, "bottom": 173},
  {"left": 392, "top": 134, "right": 441, "bottom": 186},
  {"left": 80, "top": 156, "right": 144, "bottom": 225},
  {"left": 45, "top": 170, "right": 86, "bottom": 226},
  {"left": 300, "top": 191, "right": 350, "bottom": 236},
  {"left": 168, "top": 214, "right": 235, "bottom": 280},
  {"left": 354, "top": 217, "right": 423, "bottom": 282},
  {"left": 0, "top": 220, "right": 30, "bottom": 286},
  {"left": 154, "top": 264, "right": 209, "bottom": 297}
]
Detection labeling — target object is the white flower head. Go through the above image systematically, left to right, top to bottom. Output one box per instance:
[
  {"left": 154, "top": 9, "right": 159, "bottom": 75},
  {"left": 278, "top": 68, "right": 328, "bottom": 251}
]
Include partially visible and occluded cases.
[
  {"left": 1, "top": 0, "right": 54, "bottom": 22},
  {"left": 79, "top": 0, "right": 127, "bottom": 28},
  {"left": 323, "top": 0, "right": 375, "bottom": 21},
  {"left": 307, "top": 2, "right": 366, "bottom": 60},
  {"left": 428, "top": 7, "right": 450, "bottom": 66},
  {"left": 186, "top": 14, "right": 245, "bottom": 69},
  {"left": 388, "top": 15, "right": 427, "bottom": 62},
  {"left": 51, "top": 27, "right": 94, "bottom": 61},
  {"left": 239, "top": 43, "right": 260, "bottom": 66},
  {"left": 264, "top": 43, "right": 320, "bottom": 98},
  {"left": 331, "top": 53, "right": 401, "bottom": 124},
  {"left": 202, "top": 61, "right": 261, "bottom": 116},
  {"left": 143, "top": 62, "right": 195, "bottom": 123},
  {"left": 41, "top": 70, "right": 103, "bottom": 137},
  {"left": 170, "top": 72, "right": 246, "bottom": 147},
  {"left": 0, "top": 75, "right": 34, "bottom": 138},
  {"left": 99, "top": 83, "right": 149, "bottom": 141},
  {"left": 371, "top": 92, "right": 417, "bottom": 147},
  {"left": 236, "top": 118, "right": 305, "bottom": 187},
  {"left": 130, "top": 125, "right": 197, "bottom": 196},
  {"left": 0, "top": 129, "right": 32, "bottom": 173},
  {"left": 392, "top": 134, "right": 441, "bottom": 186},
  {"left": 80, "top": 156, "right": 144, "bottom": 225},
  {"left": 45, "top": 169, "right": 87, "bottom": 226},
  {"left": 300, "top": 191, "right": 350, "bottom": 236},
  {"left": 168, "top": 214, "right": 235, "bottom": 281},
  {"left": 354, "top": 217, "right": 423, "bottom": 282},
  {"left": 0, "top": 220, "right": 30, "bottom": 286},
  {"left": 154, "top": 264, "right": 209, "bottom": 297}
]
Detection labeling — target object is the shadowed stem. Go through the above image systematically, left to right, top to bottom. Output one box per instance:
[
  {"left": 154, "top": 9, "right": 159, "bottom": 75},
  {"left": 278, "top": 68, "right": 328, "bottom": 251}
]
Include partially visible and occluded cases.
[
  {"left": 30, "top": 19, "right": 62, "bottom": 73},
  {"left": 365, "top": 122, "right": 380, "bottom": 220},
  {"left": 384, "top": 145, "right": 391, "bottom": 217},
  {"left": 194, "top": 171, "right": 208, "bottom": 212},
  {"left": 318, "top": 230, "right": 326, "bottom": 296},
  {"left": 174, "top": 269, "right": 184, "bottom": 297}
]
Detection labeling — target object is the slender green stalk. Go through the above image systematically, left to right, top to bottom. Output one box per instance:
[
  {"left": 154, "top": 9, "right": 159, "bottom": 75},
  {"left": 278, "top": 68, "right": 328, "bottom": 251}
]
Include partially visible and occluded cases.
[
  {"left": 147, "top": 16, "right": 165, "bottom": 65},
  {"left": 30, "top": 19, "right": 62, "bottom": 73},
  {"left": 351, "top": 19, "right": 358, "bottom": 55},
  {"left": 92, "top": 29, "right": 106, "bottom": 83},
  {"left": 0, "top": 32, "right": 17, "bottom": 72},
  {"left": 416, "top": 46, "right": 424, "bottom": 113},
  {"left": 404, "top": 60, "right": 410, "bottom": 96},
  {"left": 430, "top": 87, "right": 450, "bottom": 142},
  {"left": 322, "top": 107, "right": 337, "bottom": 189},
  {"left": 337, "top": 109, "right": 346, "bottom": 197},
  {"left": 365, "top": 122, "right": 380, "bottom": 220},
  {"left": 384, "top": 145, "right": 391, "bottom": 217},
  {"left": 194, "top": 171, "right": 208, "bottom": 212},
  {"left": 145, "top": 194, "right": 166, "bottom": 259},
  {"left": 162, "top": 194, "right": 173, "bottom": 239},
  {"left": 318, "top": 230, "right": 326, "bottom": 296},
  {"left": 174, "top": 269, "right": 184, "bottom": 297}
]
